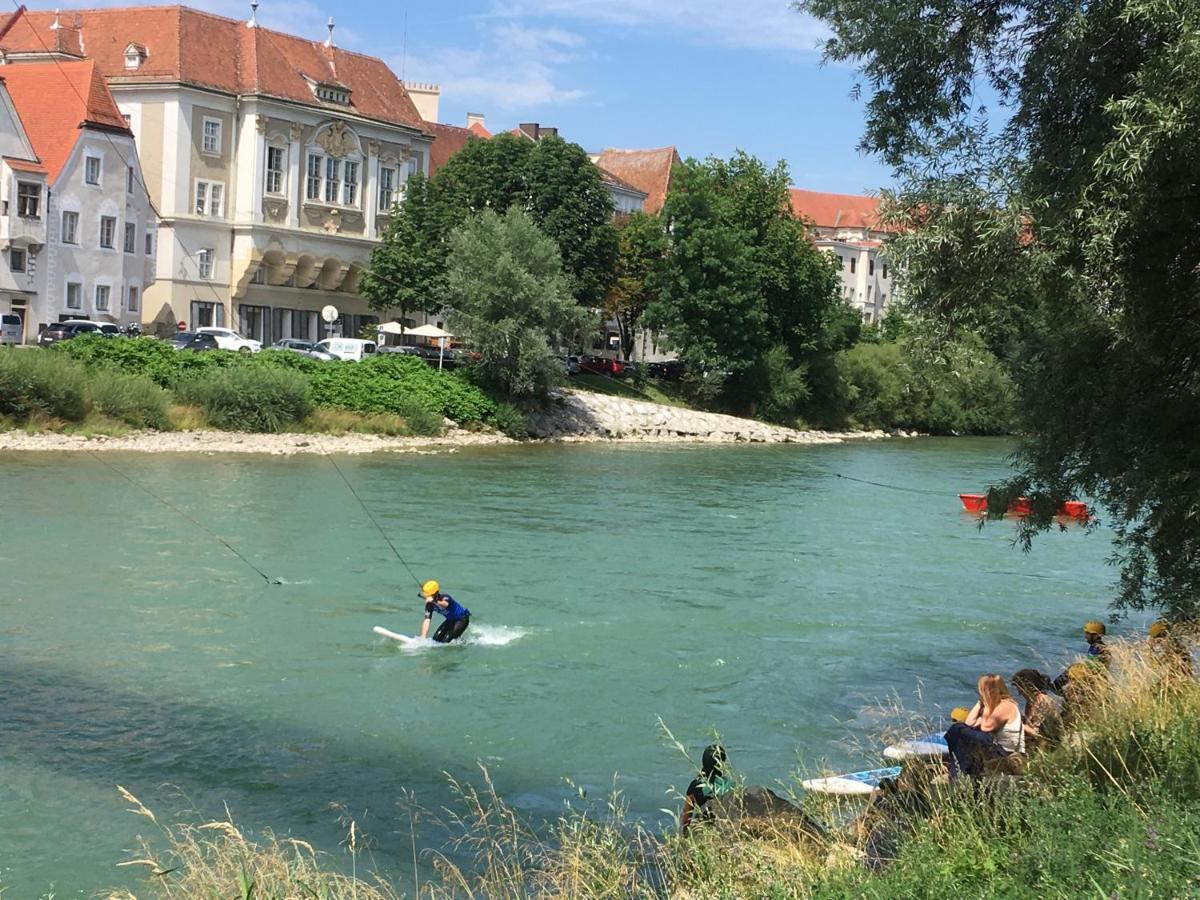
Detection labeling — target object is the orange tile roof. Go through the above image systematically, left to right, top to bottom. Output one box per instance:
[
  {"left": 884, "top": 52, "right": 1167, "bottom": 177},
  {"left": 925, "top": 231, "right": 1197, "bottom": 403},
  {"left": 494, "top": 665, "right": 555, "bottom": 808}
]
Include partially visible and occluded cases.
[
  {"left": 0, "top": 6, "right": 426, "bottom": 131},
  {"left": 0, "top": 60, "right": 131, "bottom": 182},
  {"left": 426, "top": 121, "right": 480, "bottom": 175},
  {"left": 467, "top": 121, "right": 491, "bottom": 138},
  {"left": 593, "top": 147, "right": 679, "bottom": 214},
  {"left": 3, "top": 156, "right": 48, "bottom": 174},
  {"left": 595, "top": 164, "right": 646, "bottom": 198},
  {"left": 788, "top": 188, "right": 892, "bottom": 232}
]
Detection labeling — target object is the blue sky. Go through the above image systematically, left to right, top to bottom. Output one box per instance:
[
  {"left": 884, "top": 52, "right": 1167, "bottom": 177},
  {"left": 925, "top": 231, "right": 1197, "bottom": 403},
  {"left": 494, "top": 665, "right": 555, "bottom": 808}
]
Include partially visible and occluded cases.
[{"left": 30, "top": 0, "right": 893, "bottom": 194}]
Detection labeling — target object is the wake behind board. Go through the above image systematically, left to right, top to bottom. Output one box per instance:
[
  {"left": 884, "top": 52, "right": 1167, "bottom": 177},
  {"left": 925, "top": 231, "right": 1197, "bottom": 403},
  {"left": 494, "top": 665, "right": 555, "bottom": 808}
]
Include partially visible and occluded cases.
[
  {"left": 373, "top": 625, "right": 421, "bottom": 645},
  {"left": 883, "top": 733, "right": 949, "bottom": 761},
  {"left": 802, "top": 766, "right": 902, "bottom": 796}
]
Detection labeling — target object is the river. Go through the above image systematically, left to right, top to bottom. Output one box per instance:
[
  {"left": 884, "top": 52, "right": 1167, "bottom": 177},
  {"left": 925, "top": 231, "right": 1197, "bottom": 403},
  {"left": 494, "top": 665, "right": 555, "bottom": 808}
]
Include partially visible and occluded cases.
[{"left": 0, "top": 439, "right": 1117, "bottom": 896}]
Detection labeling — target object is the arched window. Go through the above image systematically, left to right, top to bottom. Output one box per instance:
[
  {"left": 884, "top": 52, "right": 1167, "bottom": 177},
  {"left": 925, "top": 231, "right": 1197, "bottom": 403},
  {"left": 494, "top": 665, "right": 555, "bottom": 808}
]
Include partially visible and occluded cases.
[{"left": 305, "top": 122, "right": 363, "bottom": 208}]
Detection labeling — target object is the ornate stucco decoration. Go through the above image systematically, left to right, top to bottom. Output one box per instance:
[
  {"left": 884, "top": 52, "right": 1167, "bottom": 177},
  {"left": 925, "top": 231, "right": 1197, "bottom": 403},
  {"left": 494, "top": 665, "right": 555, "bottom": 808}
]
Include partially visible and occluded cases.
[
  {"left": 316, "top": 121, "right": 359, "bottom": 159},
  {"left": 289, "top": 122, "right": 305, "bottom": 142},
  {"left": 367, "top": 139, "right": 380, "bottom": 158},
  {"left": 262, "top": 198, "right": 288, "bottom": 223},
  {"left": 322, "top": 208, "right": 342, "bottom": 233}
]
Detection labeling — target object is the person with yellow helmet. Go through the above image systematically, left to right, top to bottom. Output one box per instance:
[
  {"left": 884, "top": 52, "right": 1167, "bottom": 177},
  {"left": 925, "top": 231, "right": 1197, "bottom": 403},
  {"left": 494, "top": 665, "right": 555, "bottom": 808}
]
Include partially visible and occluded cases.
[
  {"left": 418, "top": 579, "right": 471, "bottom": 643},
  {"left": 1148, "top": 619, "right": 1193, "bottom": 679},
  {"left": 1083, "top": 620, "right": 1109, "bottom": 663}
]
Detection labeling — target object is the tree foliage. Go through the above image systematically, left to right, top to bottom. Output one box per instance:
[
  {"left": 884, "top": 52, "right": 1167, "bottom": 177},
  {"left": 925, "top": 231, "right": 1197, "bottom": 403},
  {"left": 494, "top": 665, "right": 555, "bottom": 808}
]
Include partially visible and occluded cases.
[
  {"left": 798, "top": 0, "right": 1200, "bottom": 619},
  {"left": 364, "top": 134, "right": 618, "bottom": 313},
  {"left": 645, "top": 152, "right": 847, "bottom": 417},
  {"left": 446, "top": 208, "right": 592, "bottom": 400},
  {"left": 603, "top": 212, "right": 668, "bottom": 360}
]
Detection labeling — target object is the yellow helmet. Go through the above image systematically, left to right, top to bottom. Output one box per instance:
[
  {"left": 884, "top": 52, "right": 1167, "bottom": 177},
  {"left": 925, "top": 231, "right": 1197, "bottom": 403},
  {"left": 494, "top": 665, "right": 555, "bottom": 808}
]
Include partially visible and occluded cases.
[
  {"left": 422, "top": 580, "right": 440, "bottom": 597},
  {"left": 1083, "top": 620, "right": 1106, "bottom": 636},
  {"left": 1149, "top": 620, "right": 1168, "bottom": 639},
  {"left": 950, "top": 706, "right": 970, "bottom": 723}
]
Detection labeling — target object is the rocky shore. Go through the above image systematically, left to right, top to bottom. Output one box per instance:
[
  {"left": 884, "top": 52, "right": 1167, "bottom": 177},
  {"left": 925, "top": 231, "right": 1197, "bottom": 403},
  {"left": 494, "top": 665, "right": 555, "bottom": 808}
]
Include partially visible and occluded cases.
[{"left": 0, "top": 389, "right": 891, "bottom": 455}]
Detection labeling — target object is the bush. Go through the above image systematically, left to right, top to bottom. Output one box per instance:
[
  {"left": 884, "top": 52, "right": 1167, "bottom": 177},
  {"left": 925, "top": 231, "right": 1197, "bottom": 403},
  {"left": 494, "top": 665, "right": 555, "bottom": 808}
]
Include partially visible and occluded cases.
[
  {"left": 0, "top": 350, "right": 89, "bottom": 421},
  {"left": 178, "top": 367, "right": 312, "bottom": 433},
  {"left": 87, "top": 370, "right": 172, "bottom": 430},
  {"left": 492, "top": 402, "right": 530, "bottom": 439}
]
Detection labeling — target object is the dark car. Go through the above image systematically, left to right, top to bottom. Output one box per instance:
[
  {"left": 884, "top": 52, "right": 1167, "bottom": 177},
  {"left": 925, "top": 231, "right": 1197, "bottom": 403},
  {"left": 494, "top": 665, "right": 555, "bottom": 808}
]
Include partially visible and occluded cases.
[
  {"left": 37, "top": 320, "right": 107, "bottom": 347},
  {"left": 169, "top": 331, "right": 219, "bottom": 352},
  {"left": 648, "top": 359, "right": 684, "bottom": 381}
]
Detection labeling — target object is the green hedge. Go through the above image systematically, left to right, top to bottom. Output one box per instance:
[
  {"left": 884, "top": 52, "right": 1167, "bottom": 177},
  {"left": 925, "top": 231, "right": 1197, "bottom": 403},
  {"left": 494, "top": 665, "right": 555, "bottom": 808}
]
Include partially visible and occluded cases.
[
  {"left": 54, "top": 336, "right": 498, "bottom": 426},
  {"left": 0, "top": 350, "right": 90, "bottom": 421},
  {"left": 177, "top": 366, "right": 312, "bottom": 433}
]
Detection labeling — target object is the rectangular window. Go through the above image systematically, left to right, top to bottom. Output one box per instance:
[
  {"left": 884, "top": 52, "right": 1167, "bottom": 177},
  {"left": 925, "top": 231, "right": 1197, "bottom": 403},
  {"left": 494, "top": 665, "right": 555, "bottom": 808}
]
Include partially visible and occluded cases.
[
  {"left": 202, "top": 117, "right": 222, "bottom": 155},
  {"left": 266, "top": 146, "right": 285, "bottom": 194},
  {"left": 306, "top": 154, "right": 322, "bottom": 200},
  {"left": 85, "top": 156, "right": 101, "bottom": 185},
  {"left": 324, "top": 157, "right": 340, "bottom": 204},
  {"left": 343, "top": 160, "right": 359, "bottom": 206},
  {"left": 127, "top": 165, "right": 135, "bottom": 194},
  {"left": 378, "top": 166, "right": 396, "bottom": 210},
  {"left": 194, "top": 180, "right": 224, "bottom": 217},
  {"left": 16, "top": 182, "right": 41, "bottom": 218},
  {"left": 61, "top": 210, "right": 79, "bottom": 243},
  {"left": 99, "top": 216, "right": 117, "bottom": 249},
  {"left": 124, "top": 222, "right": 137, "bottom": 253},
  {"left": 145, "top": 231, "right": 154, "bottom": 255},
  {"left": 9, "top": 247, "right": 27, "bottom": 272},
  {"left": 197, "top": 248, "right": 214, "bottom": 279},
  {"left": 849, "top": 257, "right": 857, "bottom": 274},
  {"left": 868, "top": 259, "right": 875, "bottom": 276},
  {"left": 882, "top": 263, "right": 889, "bottom": 279},
  {"left": 250, "top": 264, "right": 265, "bottom": 284},
  {"left": 66, "top": 282, "right": 82, "bottom": 309},
  {"left": 95, "top": 285, "right": 110, "bottom": 311},
  {"left": 127, "top": 285, "right": 140, "bottom": 313},
  {"left": 189, "top": 300, "right": 224, "bottom": 329},
  {"left": 239, "top": 304, "right": 270, "bottom": 343}
]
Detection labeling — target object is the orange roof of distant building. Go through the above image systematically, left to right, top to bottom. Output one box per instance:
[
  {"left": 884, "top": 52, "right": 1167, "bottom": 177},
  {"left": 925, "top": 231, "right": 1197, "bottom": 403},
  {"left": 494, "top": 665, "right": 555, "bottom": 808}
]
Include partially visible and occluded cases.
[
  {"left": 0, "top": 5, "right": 426, "bottom": 131},
  {"left": 0, "top": 60, "right": 131, "bottom": 182},
  {"left": 426, "top": 121, "right": 481, "bottom": 175},
  {"left": 467, "top": 121, "right": 491, "bottom": 138},
  {"left": 593, "top": 146, "right": 679, "bottom": 214},
  {"left": 595, "top": 164, "right": 647, "bottom": 198},
  {"left": 788, "top": 188, "right": 894, "bottom": 232}
]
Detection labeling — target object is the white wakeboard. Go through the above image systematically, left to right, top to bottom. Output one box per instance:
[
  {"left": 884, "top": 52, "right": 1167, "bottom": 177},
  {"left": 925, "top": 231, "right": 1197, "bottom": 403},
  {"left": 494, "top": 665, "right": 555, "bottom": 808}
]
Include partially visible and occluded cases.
[
  {"left": 373, "top": 625, "right": 420, "bottom": 644},
  {"left": 883, "top": 733, "right": 949, "bottom": 761},
  {"left": 802, "top": 765, "right": 902, "bottom": 796}
]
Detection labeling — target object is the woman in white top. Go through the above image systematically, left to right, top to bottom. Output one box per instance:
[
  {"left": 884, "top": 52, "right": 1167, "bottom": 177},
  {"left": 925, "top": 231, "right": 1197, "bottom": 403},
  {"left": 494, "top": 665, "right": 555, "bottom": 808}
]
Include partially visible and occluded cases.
[{"left": 944, "top": 673, "right": 1023, "bottom": 778}]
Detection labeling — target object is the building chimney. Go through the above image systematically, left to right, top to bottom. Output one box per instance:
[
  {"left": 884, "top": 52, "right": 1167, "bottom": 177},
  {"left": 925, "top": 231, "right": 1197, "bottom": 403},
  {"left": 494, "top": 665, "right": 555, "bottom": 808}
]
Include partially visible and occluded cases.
[
  {"left": 403, "top": 81, "right": 440, "bottom": 123},
  {"left": 466, "top": 112, "right": 486, "bottom": 131},
  {"left": 519, "top": 123, "right": 539, "bottom": 140}
]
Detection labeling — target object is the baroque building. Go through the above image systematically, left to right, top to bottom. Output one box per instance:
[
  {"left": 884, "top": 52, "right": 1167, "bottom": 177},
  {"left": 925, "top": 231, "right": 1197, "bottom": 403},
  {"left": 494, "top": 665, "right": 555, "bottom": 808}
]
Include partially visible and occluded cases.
[{"left": 0, "top": 5, "right": 433, "bottom": 341}]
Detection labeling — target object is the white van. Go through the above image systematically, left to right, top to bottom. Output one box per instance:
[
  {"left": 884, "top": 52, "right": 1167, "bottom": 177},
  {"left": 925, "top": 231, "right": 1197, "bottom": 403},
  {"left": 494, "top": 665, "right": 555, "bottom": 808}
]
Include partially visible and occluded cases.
[
  {"left": 1, "top": 312, "right": 22, "bottom": 345},
  {"left": 313, "top": 337, "right": 377, "bottom": 361}
]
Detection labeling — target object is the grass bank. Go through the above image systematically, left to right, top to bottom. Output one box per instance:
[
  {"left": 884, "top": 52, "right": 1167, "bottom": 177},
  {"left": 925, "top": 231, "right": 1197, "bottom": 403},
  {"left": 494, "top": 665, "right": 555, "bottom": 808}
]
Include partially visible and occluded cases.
[
  {"left": 1, "top": 337, "right": 508, "bottom": 438},
  {"left": 103, "top": 639, "right": 1199, "bottom": 898}
]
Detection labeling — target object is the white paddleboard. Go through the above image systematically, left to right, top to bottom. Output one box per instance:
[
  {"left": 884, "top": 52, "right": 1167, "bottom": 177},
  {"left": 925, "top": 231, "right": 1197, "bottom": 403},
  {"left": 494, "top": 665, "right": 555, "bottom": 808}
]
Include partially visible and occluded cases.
[
  {"left": 373, "top": 625, "right": 420, "bottom": 644},
  {"left": 883, "top": 733, "right": 949, "bottom": 761},
  {"left": 802, "top": 765, "right": 902, "bottom": 796}
]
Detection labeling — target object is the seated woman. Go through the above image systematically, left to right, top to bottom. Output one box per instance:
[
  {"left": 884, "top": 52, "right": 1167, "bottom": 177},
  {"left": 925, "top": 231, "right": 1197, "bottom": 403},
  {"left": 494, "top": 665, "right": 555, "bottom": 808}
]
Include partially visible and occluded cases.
[
  {"left": 1012, "top": 668, "right": 1063, "bottom": 752},
  {"left": 944, "top": 673, "right": 1024, "bottom": 778},
  {"left": 680, "top": 744, "right": 733, "bottom": 831}
]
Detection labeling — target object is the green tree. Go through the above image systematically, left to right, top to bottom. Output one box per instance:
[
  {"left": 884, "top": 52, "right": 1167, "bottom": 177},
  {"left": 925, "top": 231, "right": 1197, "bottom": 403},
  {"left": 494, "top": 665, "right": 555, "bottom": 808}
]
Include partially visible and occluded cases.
[
  {"left": 798, "top": 0, "right": 1200, "bottom": 619},
  {"left": 366, "top": 133, "right": 617, "bottom": 313},
  {"left": 646, "top": 152, "right": 844, "bottom": 418},
  {"left": 446, "top": 208, "right": 591, "bottom": 400},
  {"left": 603, "top": 212, "right": 668, "bottom": 360}
]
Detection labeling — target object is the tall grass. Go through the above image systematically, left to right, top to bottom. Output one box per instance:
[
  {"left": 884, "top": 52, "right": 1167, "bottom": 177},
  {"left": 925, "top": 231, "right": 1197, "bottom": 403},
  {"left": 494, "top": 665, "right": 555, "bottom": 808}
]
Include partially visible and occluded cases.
[
  {"left": 0, "top": 349, "right": 89, "bottom": 421},
  {"left": 176, "top": 367, "right": 312, "bottom": 433},
  {"left": 88, "top": 370, "right": 172, "bottom": 430}
]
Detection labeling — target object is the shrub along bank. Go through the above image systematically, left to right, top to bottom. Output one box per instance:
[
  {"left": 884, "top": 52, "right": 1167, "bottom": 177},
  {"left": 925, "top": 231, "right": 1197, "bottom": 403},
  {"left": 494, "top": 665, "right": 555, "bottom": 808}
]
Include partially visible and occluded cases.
[{"left": 0, "top": 335, "right": 502, "bottom": 435}]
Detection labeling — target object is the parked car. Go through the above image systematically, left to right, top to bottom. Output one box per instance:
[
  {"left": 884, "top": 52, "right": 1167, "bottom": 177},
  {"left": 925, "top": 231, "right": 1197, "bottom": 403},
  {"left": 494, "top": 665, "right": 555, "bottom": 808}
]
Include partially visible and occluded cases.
[
  {"left": 1, "top": 312, "right": 22, "bottom": 345},
  {"left": 37, "top": 319, "right": 109, "bottom": 347},
  {"left": 196, "top": 326, "right": 262, "bottom": 353},
  {"left": 169, "top": 331, "right": 220, "bottom": 352},
  {"left": 312, "top": 337, "right": 377, "bottom": 361},
  {"left": 271, "top": 338, "right": 335, "bottom": 360},
  {"left": 579, "top": 354, "right": 622, "bottom": 376},
  {"left": 556, "top": 355, "right": 581, "bottom": 375},
  {"left": 648, "top": 359, "right": 684, "bottom": 381}
]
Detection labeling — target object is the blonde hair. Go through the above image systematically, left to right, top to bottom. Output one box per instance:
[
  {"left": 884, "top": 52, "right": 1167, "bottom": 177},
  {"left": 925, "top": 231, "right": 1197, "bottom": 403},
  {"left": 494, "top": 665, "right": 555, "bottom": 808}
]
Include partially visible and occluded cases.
[{"left": 977, "top": 673, "right": 1013, "bottom": 709}]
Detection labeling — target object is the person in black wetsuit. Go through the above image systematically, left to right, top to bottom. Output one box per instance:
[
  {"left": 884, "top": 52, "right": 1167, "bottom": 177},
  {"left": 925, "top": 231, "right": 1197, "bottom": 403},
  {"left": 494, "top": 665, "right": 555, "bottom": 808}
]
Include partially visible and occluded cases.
[
  {"left": 418, "top": 579, "right": 471, "bottom": 643},
  {"left": 681, "top": 744, "right": 733, "bottom": 830}
]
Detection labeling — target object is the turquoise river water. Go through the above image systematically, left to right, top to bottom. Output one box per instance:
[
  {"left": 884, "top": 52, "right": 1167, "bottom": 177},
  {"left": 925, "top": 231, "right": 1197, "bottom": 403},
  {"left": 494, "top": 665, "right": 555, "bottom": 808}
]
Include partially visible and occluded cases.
[{"left": 0, "top": 439, "right": 1121, "bottom": 896}]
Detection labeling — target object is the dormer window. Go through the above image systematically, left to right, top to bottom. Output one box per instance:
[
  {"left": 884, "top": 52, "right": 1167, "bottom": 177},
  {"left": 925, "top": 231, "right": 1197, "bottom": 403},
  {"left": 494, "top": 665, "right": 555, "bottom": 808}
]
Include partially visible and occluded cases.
[
  {"left": 124, "top": 43, "right": 148, "bottom": 70},
  {"left": 314, "top": 83, "right": 350, "bottom": 105}
]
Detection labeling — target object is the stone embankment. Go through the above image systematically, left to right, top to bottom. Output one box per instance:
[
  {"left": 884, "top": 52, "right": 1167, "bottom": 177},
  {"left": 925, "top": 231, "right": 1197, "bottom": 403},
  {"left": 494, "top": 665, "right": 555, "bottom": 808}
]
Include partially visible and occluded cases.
[{"left": 528, "top": 389, "right": 885, "bottom": 444}]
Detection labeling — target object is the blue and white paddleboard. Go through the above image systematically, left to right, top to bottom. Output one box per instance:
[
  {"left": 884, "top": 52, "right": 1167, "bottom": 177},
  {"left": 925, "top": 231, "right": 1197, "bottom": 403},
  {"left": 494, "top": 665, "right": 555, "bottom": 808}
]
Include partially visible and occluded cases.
[
  {"left": 883, "top": 733, "right": 949, "bottom": 761},
  {"left": 801, "top": 766, "right": 902, "bottom": 796}
]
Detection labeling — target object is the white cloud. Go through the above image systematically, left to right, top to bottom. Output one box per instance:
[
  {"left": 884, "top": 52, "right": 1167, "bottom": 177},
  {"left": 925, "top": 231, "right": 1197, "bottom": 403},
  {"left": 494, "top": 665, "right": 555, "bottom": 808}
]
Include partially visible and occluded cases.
[
  {"left": 490, "top": 0, "right": 830, "bottom": 53},
  {"left": 400, "top": 23, "right": 588, "bottom": 112}
]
